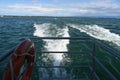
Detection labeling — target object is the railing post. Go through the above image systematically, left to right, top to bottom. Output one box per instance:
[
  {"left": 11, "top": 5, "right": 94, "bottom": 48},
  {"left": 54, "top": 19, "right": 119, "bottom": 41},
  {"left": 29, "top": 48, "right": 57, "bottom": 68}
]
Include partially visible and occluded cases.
[{"left": 92, "top": 40, "right": 96, "bottom": 80}]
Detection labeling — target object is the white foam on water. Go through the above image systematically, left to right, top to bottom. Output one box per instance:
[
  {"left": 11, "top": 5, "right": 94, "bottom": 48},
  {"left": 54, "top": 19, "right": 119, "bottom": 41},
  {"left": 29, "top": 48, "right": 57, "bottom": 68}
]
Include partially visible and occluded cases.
[
  {"left": 33, "top": 23, "right": 69, "bottom": 77},
  {"left": 34, "top": 23, "right": 52, "bottom": 37},
  {"left": 69, "top": 24, "right": 120, "bottom": 47}
]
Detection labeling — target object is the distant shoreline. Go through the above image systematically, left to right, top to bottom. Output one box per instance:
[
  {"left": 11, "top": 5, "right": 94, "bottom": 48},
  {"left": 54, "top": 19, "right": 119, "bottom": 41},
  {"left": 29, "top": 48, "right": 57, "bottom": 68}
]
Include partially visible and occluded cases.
[{"left": 0, "top": 15, "right": 120, "bottom": 19}]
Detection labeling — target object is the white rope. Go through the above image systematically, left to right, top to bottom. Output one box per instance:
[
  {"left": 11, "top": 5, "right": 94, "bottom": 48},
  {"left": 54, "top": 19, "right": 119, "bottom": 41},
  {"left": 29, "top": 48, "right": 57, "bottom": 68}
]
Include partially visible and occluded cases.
[
  {"left": 9, "top": 44, "right": 35, "bottom": 80},
  {"left": 13, "top": 53, "right": 35, "bottom": 57},
  {"left": 10, "top": 60, "right": 14, "bottom": 80}
]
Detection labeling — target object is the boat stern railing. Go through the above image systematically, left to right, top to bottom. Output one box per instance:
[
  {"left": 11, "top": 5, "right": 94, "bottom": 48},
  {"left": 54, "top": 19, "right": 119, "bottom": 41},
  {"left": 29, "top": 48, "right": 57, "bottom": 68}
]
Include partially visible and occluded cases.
[{"left": 0, "top": 37, "right": 120, "bottom": 80}]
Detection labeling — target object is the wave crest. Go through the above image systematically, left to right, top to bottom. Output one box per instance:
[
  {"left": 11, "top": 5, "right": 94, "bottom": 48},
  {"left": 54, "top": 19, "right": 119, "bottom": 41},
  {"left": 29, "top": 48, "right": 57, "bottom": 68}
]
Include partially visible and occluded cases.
[{"left": 69, "top": 24, "right": 120, "bottom": 47}]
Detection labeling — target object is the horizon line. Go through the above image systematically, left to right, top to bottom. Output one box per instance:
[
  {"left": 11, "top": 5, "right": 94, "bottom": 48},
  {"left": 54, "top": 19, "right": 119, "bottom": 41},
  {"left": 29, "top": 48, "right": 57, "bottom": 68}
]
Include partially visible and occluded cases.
[{"left": 0, "top": 15, "right": 120, "bottom": 18}]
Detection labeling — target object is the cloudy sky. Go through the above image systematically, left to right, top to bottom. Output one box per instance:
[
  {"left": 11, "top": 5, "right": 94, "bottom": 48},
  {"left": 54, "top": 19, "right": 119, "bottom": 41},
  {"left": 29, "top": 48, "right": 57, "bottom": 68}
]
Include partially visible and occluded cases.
[{"left": 0, "top": 0, "right": 120, "bottom": 17}]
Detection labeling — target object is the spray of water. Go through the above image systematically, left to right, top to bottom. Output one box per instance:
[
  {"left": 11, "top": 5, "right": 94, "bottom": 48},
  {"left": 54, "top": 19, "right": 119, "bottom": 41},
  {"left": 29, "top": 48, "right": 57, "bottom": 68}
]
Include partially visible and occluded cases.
[
  {"left": 33, "top": 23, "right": 69, "bottom": 77},
  {"left": 69, "top": 24, "right": 120, "bottom": 47}
]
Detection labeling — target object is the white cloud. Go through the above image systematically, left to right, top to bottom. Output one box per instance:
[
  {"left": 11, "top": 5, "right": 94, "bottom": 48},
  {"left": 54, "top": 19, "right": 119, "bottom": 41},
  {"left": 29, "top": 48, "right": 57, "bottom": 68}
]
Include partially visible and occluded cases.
[
  {"left": 0, "top": 0, "right": 120, "bottom": 16},
  {"left": 60, "top": 0, "right": 120, "bottom": 16},
  {"left": 0, "top": 4, "right": 64, "bottom": 16},
  {"left": 9, "top": 4, "right": 63, "bottom": 13}
]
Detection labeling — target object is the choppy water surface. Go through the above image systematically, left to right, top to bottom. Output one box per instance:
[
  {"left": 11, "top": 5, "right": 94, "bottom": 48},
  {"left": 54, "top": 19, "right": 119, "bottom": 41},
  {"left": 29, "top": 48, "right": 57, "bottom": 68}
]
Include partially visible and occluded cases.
[{"left": 0, "top": 17, "right": 120, "bottom": 79}]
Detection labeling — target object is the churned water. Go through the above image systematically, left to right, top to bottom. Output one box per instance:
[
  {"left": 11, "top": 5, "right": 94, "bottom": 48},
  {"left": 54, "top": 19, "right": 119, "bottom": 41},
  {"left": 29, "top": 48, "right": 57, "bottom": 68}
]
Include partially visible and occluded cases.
[{"left": 0, "top": 17, "right": 120, "bottom": 79}]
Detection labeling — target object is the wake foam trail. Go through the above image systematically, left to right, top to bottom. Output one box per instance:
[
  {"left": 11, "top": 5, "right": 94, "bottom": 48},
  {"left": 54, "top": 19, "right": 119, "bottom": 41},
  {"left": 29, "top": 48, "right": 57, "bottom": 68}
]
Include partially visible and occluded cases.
[
  {"left": 34, "top": 23, "right": 69, "bottom": 77},
  {"left": 69, "top": 24, "right": 120, "bottom": 47}
]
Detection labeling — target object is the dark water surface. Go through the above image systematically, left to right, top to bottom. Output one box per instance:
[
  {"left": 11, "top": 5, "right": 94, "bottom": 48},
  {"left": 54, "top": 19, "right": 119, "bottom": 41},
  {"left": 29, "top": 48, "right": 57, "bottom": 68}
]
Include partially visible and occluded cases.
[{"left": 0, "top": 17, "right": 120, "bottom": 80}]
